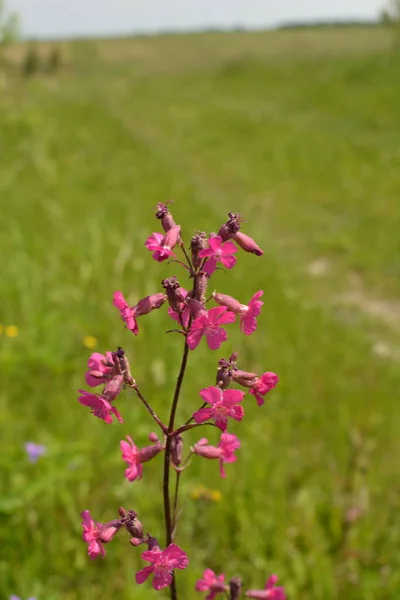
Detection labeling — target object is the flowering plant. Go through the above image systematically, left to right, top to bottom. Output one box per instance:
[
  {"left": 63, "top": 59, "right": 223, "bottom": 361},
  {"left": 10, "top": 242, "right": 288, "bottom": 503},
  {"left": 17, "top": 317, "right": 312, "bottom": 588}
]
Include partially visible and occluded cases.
[{"left": 77, "top": 204, "right": 285, "bottom": 599}]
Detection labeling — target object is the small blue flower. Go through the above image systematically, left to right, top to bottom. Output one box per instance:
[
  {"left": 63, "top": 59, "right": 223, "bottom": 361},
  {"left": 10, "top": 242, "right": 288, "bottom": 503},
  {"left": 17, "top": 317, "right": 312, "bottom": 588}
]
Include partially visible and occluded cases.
[{"left": 24, "top": 442, "right": 46, "bottom": 463}]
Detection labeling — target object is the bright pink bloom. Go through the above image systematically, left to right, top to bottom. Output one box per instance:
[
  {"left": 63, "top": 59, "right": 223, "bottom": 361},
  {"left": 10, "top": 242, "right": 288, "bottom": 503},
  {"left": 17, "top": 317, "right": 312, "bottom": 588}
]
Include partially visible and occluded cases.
[
  {"left": 145, "top": 225, "right": 181, "bottom": 262},
  {"left": 199, "top": 235, "right": 237, "bottom": 276},
  {"left": 168, "top": 287, "right": 191, "bottom": 328},
  {"left": 213, "top": 290, "right": 263, "bottom": 335},
  {"left": 113, "top": 291, "right": 138, "bottom": 334},
  {"left": 187, "top": 306, "right": 236, "bottom": 351},
  {"left": 85, "top": 352, "right": 117, "bottom": 387},
  {"left": 249, "top": 372, "right": 278, "bottom": 406},
  {"left": 193, "top": 386, "right": 244, "bottom": 431},
  {"left": 77, "top": 390, "right": 123, "bottom": 424},
  {"left": 193, "top": 432, "right": 241, "bottom": 477},
  {"left": 120, "top": 434, "right": 163, "bottom": 482},
  {"left": 81, "top": 510, "right": 105, "bottom": 559},
  {"left": 136, "top": 543, "right": 189, "bottom": 590},
  {"left": 195, "top": 568, "right": 227, "bottom": 599},
  {"left": 246, "top": 575, "right": 286, "bottom": 599}
]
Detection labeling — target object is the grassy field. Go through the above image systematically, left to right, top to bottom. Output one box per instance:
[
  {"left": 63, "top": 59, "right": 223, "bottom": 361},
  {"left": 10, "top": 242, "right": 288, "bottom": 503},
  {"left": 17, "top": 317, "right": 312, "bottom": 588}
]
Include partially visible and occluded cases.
[{"left": 1, "top": 26, "right": 400, "bottom": 600}]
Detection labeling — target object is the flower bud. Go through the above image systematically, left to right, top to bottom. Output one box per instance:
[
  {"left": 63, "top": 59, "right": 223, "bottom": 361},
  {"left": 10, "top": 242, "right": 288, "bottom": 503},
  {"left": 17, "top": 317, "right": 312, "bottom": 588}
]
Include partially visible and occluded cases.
[
  {"left": 155, "top": 202, "right": 176, "bottom": 232},
  {"left": 217, "top": 212, "right": 241, "bottom": 241},
  {"left": 233, "top": 231, "right": 263, "bottom": 256},
  {"left": 190, "top": 232, "right": 207, "bottom": 269},
  {"left": 193, "top": 271, "right": 208, "bottom": 303},
  {"left": 162, "top": 276, "right": 186, "bottom": 311},
  {"left": 135, "top": 293, "right": 167, "bottom": 316},
  {"left": 113, "top": 348, "right": 135, "bottom": 386},
  {"left": 216, "top": 358, "right": 232, "bottom": 389},
  {"left": 171, "top": 434, "right": 183, "bottom": 467},
  {"left": 138, "top": 438, "right": 164, "bottom": 463},
  {"left": 192, "top": 438, "right": 222, "bottom": 459},
  {"left": 122, "top": 509, "right": 144, "bottom": 542},
  {"left": 229, "top": 577, "right": 243, "bottom": 600}
]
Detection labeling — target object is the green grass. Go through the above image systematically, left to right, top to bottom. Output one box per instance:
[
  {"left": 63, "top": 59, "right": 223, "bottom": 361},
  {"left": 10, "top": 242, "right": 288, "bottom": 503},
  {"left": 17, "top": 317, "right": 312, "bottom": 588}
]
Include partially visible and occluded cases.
[{"left": 1, "top": 26, "right": 400, "bottom": 600}]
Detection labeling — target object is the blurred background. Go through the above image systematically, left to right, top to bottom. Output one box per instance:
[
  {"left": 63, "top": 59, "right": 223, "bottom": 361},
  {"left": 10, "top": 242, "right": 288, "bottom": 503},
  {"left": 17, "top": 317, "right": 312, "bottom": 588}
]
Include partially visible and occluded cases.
[{"left": 1, "top": 1, "right": 400, "bottom": 599}]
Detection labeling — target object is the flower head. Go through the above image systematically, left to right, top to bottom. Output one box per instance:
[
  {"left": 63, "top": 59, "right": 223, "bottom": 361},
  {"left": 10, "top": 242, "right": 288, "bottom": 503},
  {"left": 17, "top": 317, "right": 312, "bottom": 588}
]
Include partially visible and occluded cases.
[
  {"left": 145, "top": 225, "right": 181, "bottom": 262},
  {"left": 233, "top": 231, "right": 263, "bottom": 256},
  {"left": 199, "top": 235, "right": 237, "bottom": 276},
  {"left": 167, "top": 286, "right": 191, "bottom": 328},
  {"left": 213, "top": 290, "right": 263, "bottom": 335},
  {"left": 113, "top": 291, "right": 138, "bottom": 334},
  {"left": 187, "top": 306, "right": 236, "bottom": 351},
  {"left": 85, "top": 351, "right": 117, "bottom": 387},
  {"left": 249, "top": 372, "right": 278, "bottom": 406},
  {"left": 193, "top": 386, "right": 244, "bottom": 431},
  {"left": 77, "top": 390, "right": 123, "bottom": 424},
  {"left": 193, "top": 432, "right": 240, "bottom": 477},
  {"left": 121, "top": 434, "right": 163, "bottom": 482},
  {"left": 24, "top": 442, "right": 46, "bottom": 463},
  {"left": 81, "top": 510, "right": 106, "bottom": 559},
  {"left": 136, "top": 543, "right": 189, "bottom": 590},
  {"left": 195, "top": 568, "right": 227, "bottom": 599},
  {"left": 246, "top": 575, "right": 286, "bottom": 599}
]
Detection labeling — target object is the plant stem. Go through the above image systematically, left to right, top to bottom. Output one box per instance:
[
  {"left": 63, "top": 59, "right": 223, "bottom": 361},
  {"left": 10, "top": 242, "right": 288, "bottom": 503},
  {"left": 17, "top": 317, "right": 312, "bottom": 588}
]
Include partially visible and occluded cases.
[
  {"left": 163, "top": 339, "right": 190, "bottom": 600},
  {"left": 133, "top": 385, "right": 168, "bottom": 434},
  {"left": 172, "top": 470, "right": 181, "bottom": 535}
]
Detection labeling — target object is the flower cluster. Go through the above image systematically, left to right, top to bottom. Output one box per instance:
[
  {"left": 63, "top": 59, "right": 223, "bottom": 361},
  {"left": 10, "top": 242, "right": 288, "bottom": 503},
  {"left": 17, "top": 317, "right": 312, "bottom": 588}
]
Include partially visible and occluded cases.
[{"left": 76, "top": 203, "right": 284, "bottom": 599}]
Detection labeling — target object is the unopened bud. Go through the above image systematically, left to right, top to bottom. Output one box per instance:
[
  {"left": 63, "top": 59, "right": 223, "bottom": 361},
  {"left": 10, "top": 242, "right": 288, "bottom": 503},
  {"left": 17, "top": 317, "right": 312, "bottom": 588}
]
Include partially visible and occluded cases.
[
  {"left": 155, "top": 202, "right": 176, "bottom": 232},
  {"left": 217, "top": 212, "right": 241, "bottom": 241},
  {"left": 233, "top": 231, "right": 263, "bottom": 256},
  {"left": 190, "top": 232, "right": 207, "bottom": 269},
  {"left": 193, "top": 271, "right": 208, "bottom": 303},
  {"left": 162, "top": 276, "right": 186, "bottom": 312},
  {"left": 135, "top": 293, "right": 167, "bottom": 316},
  {"left": 113, "top": 348, "right": 135, "bottom": 386},
  {"left": 216, "top": 358, "right": 232, "bottom": 389},
  {"left": 171, "top": 434, "right": 183, "bottom": 467},
  {"left": 122, "top": 510, "right": 144, "bottom": 541},
  {"left": 146, "top": 535, "right": 160, "bottom": 551},
  {"left": 229, "top": 577, "right": 243, "bottom": 600}
]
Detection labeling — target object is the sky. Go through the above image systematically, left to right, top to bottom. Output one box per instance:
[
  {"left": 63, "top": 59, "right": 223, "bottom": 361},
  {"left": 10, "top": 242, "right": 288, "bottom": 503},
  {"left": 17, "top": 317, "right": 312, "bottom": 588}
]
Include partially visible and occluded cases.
[{"left": 7, "top": 0, "right": 384, "bottom": 39}]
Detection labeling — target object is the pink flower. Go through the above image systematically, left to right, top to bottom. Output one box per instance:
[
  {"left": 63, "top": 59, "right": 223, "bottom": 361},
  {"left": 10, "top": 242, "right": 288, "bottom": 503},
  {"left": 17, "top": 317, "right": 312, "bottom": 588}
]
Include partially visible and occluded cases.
[
  {"left": 145, "top": 225, "right": 181, "bottom": 262},
  {"left": 199, "top": 235, "right": 237, "bottom": 276},
  {"left": 168, "top": 286, "right": 191, "bottom": 328},
  {"left": 213, "top": 290, "right": 263, "bottom": 335},
  {"left": 113, "top": 291, "right": 138, "bottom": 334},
  {"left": 113, "top": 291, "right": 167, "bottom": 335},
  {"left": 187, "top": 306, "right": 236, "bottom": 351},
  {"left": 85, "top": 351, "right": 117, "bottom": 387},
  {"left": 249, "top": 372, "right": 278, "bottom": 406},
  {"left": 193, "top": 386, "right": 244, "bottom": 431},
  {"left": 77, "top": 390, "right": 123, "bottom": 424},
  {"left": 193, "top": 432, "right": 241, "bottom": 477},
  {"left": 120, "top": 434, "right": 164, "bottom": 482},
  {"left": 81, "top": 510, "right": 106, "bottom": 559},
  {"left": 81, "top": 511, "right": 121, "bottom": 560},
  {"left": 136, "top": 543, "right": 189, "bottom": 590},
  {"left": 195, "top": 568, "right": 227, "bottom": 599},
  {"left": 246, "top": 575, "right": 286, "bottom": 599}
]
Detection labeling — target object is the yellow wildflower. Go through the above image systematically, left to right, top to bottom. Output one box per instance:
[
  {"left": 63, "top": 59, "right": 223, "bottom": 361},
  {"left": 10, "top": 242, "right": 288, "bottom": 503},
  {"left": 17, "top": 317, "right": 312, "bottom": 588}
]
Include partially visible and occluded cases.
[
  {"left": 5, "top": 325, "right": 19, "bottom": 338},
  {"left": 83, "top": 335, "right": 97, "bottom": 349}
]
